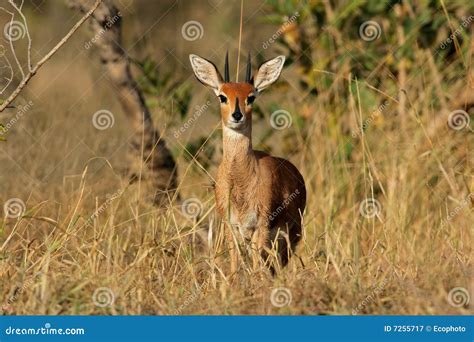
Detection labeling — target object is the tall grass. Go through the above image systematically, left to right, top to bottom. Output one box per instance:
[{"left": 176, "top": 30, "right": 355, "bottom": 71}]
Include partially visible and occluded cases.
[{"left": 0, "top": 0, "right": 472, "bottom": 315}]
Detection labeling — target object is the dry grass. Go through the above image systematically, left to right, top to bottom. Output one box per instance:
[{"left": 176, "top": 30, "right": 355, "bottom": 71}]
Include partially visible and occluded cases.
[{"left": 0, "top": 0, "right": 472, "bottom": 315}]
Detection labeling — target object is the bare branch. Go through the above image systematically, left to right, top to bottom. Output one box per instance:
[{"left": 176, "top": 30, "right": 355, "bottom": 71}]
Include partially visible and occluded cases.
[
  {"left": 0, "top": 0, "right": 102, "bottom": 112},
  {"left": 8, "top": 0, "right": 34, "bottom": 72},
  {"left": 69, "top": 0, "right": 178, "bottom": 204},
  {"left": 0, "top": 6, "right": 26, "bottom": 80}
]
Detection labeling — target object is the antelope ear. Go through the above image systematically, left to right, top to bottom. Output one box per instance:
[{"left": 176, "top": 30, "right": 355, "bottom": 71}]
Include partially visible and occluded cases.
[
  {"left": 189, "top": 54, "right": 223, "bottom": 95},
  {"left": 253, "top": 56, "right": 285, "bottom": 92}
]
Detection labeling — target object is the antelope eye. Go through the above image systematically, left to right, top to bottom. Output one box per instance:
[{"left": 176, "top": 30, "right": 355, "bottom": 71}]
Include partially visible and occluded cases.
[
  {"left": 218, "top": 95, "right": 227, "bottom": 104},
  {"left": 246, "top": 95, "right": 255, "bottom": 105}
]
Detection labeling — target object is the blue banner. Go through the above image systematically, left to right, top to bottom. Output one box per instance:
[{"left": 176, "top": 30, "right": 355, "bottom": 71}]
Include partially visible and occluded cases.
[{"left": 0, "top": 315, "right": 472, "bottom": 341}]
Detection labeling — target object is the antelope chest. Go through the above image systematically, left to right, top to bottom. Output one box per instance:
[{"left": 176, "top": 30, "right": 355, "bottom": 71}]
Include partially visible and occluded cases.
[
  {"left": 215, "top": 165, "right": 268, "bottom": 234},
  {"left": 229, "top": 209, "right": 258, "bottom": 230}
]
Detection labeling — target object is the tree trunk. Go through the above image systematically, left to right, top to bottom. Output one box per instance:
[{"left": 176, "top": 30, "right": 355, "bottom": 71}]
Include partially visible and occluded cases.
[{"left": 69, "top": 0, "right": 177, "bottom": 204}]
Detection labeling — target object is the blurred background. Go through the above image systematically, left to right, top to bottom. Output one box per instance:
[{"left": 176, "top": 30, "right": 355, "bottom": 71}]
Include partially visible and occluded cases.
[{"left": 0, "top": 0, "right": 472, "bottom": 315}]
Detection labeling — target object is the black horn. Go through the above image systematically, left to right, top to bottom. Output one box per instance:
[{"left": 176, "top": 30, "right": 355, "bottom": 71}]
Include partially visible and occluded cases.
[
  {"left": 224, "top": 51, "right": 230, "bottom": 83},
  {"left": 246, "top": 52, "right": 252, "bottom": 83}
]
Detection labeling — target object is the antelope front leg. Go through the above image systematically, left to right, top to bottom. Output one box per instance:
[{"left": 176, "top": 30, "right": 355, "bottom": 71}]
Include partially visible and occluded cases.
[
  {"left": 226, "top": 225, "right": 239, "bottom": 275},
  {"left": 250, "top": 227, "right": 269, "bottom": 272},
  {"left": 249, "top": 232, "right": 260, "bottom": 271}
]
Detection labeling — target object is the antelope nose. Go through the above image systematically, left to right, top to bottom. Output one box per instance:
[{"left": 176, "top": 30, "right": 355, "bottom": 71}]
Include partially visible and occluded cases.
[
  {"left": 232, "top": 98, "right": 243, "bottom": 121},
  {"left": 232, "top": 111, "right": 243, "bottom": 121}
]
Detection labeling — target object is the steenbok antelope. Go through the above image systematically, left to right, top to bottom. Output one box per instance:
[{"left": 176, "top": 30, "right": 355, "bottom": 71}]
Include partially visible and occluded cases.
[{"left": 189, "top": 52, "right": 306, "bottom": 274}]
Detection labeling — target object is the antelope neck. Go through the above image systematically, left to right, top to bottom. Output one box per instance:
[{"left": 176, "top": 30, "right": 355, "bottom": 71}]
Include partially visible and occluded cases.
[{"left": 222, "top": 125, "right": 256, "bottom": 179}]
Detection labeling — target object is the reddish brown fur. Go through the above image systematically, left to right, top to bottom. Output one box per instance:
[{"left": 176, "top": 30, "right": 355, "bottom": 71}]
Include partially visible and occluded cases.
[
  {"left": 215, "top": 82, "right": 306, "bottom": 273},
  {"left": 219, "top": 83, "right": 254, "bottom": 123}
]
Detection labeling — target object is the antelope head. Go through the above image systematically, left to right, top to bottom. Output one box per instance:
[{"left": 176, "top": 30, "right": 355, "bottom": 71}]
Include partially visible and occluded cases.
[{"left": 189, "top": 52, "right": 285, "bottom": 133}]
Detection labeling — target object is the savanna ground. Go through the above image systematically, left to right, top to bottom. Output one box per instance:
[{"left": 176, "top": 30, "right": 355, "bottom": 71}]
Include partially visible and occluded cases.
[{"left": 0, "top": 0, "right": 472, "bottom": 315}]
